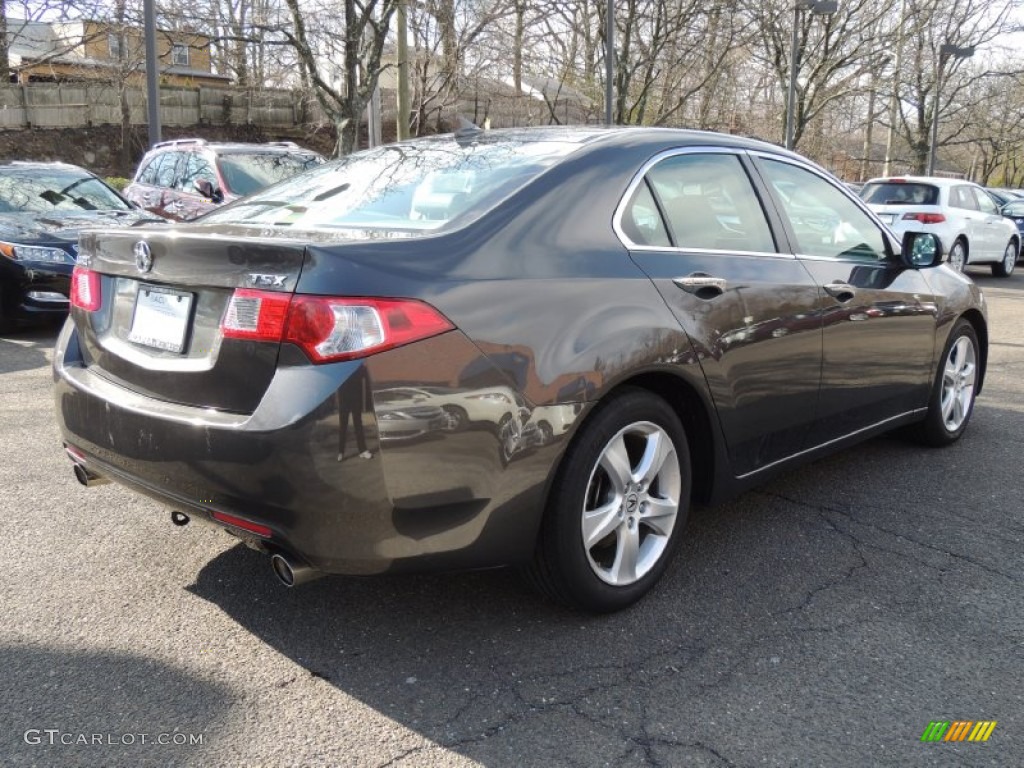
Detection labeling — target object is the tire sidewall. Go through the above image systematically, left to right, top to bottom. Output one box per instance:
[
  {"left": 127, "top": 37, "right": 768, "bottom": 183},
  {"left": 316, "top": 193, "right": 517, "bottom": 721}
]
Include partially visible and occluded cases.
[{"left": 545, "top": 389, "right": 691, "bottom": 612}]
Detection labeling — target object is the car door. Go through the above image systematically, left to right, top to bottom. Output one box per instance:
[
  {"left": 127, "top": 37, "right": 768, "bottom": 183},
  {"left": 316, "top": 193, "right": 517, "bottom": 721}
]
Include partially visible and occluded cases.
[
  {"left": 621, "top": 149, "right": 823, "bottom": 477},
  {"left": 147, "top": 151, "right": 185, "bottom": 220},
  {"left": 127, "top": 154, "right": 168, "bottom": 213},
  {"left": 751, "top": 156, "right": 938, "bottom": 443},
  {"left": 948, "top": 184, "right": 985, "bottom": 262},
  {"left": 972, "top": 186, "right": 1009, "bottom": 259}
]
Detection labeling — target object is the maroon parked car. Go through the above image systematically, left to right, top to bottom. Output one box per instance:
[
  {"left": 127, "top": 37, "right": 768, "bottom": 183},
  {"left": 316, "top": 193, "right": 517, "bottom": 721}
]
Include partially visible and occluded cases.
[{"left": 123, "top": 139, "right": 324, "bottom": 221}]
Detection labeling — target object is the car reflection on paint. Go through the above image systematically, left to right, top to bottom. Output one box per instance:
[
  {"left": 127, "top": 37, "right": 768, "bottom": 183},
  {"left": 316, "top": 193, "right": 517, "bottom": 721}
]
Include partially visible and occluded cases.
[{"left": 373, "top": 389, "right": 449, "bottom": 442}]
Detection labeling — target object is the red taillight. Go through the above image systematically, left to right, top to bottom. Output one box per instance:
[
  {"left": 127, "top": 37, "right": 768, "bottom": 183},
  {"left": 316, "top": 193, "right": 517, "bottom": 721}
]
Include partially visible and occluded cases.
[
  {"left": 902, "top": 212, "right": 946, "bottom": 224},
  {"left": 70, "top": 266, "right": 102, "bottom": 312},
  {"left": 221, "top": 289, "right": 291, "bottom": 340},
  {"left": 219, "top": 290, "right": 454, "bottom": 363},
  {"left": 285, "top": 296, "right": 454, "bottom": 363},
  {"left": 211, "top": 511, "right": 272, "bottom": 538}
]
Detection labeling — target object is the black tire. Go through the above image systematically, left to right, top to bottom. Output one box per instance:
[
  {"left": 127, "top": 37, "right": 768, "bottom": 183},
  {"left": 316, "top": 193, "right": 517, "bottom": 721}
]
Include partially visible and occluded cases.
[
  {"left": 948, "top": 239, "right": 968, "bottom": 273},
  {"left": 991, "top": 239, "right": 1016, "bottom": 278},
  {"left": 908, "top": 319, "right": 980, "bottom": 446},
  {"left": 525, "top": 388, "right": 691, "bottom": 613},
  {"left": 442, "top": 405, "right": 468, "bottom": 432}
]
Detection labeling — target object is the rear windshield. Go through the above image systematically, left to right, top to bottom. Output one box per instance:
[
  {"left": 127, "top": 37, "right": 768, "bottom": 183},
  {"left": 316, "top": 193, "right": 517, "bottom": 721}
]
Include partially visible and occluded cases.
[
  {"left": 201, "top": 136, "right": 582, "bottom": 232},
  {"left": 218, "top": 152, "right": 324, "bottom": 197},
  {"left": 860, "top": 182, "right": 939, "bottom": 206}
]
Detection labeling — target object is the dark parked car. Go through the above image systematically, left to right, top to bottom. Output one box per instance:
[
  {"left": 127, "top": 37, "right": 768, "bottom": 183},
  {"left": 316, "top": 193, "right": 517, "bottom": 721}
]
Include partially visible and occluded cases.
[
  {"left": 54, "top": 128, "right": 987, "bottom": 612},
  {"left": 123, "top": 138, "right": 324, "bottom": 221},
  {"left": 0, "top": 162, "right": 161, "bottom": 333},
  {"left": 999, "top": 199, "right": 1024, "bottom": 262}
]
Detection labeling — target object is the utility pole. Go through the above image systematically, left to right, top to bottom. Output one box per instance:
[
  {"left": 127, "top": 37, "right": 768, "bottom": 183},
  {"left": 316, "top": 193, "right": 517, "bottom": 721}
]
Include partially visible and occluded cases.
[
  {"left": 143, "top": 0, "right": 161, "bottom": 145},
  {"left": 397, "top": 0, "right": 410, "bottom": 140},
  {"left": 604, "top": 0, "right": 614, "bottom": 125}
]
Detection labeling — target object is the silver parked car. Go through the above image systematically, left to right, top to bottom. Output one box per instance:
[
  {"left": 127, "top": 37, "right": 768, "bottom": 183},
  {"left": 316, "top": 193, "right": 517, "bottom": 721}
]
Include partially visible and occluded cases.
[{"left": 861, "top": 176, "right": 1019, "bottom": 277}]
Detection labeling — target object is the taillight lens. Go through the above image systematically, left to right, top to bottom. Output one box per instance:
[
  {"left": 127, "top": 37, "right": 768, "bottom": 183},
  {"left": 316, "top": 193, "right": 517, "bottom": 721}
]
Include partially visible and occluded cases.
[
  {"left": 902, "top": 212, "right": 946, "bottom": 224},
  {"left": 70, "top": 266, "right": 102, "bottom": 311},
  {"left": 221, "top": 289, "right": 291, "bottom": 340},
  {"left": 219, "top": 290, "right": 454, "bottom": 363},
  {"left": 285, "top": 296, "right": 454, "bottom": 362}
]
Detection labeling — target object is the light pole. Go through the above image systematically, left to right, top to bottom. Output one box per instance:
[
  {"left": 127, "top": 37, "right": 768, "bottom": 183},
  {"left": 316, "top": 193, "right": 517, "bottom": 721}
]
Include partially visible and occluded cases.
[
  {"left": 605, "top": 0, "right": 614, "bottom": 125},
  {"left": 785, "top": 0, "right": 837, "bottom": 150},
  {"left": 926, "top": 43, "right": 974, "bottom": 176}
]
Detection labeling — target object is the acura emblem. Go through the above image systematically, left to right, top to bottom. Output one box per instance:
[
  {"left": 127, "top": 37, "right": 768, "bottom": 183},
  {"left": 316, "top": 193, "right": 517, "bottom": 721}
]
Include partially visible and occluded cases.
[{"left": 134, "top": 241, "right": 153, "bottom": 274}]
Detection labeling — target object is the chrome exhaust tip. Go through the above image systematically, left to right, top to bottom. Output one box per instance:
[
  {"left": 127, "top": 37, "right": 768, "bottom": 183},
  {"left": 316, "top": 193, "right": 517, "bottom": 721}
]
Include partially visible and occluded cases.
[
  {"left": 73, "top": 462, "right": 109, "bottom": 487},
  {"left": 270, "top": 552, "right": 323, "bottom": 587}
]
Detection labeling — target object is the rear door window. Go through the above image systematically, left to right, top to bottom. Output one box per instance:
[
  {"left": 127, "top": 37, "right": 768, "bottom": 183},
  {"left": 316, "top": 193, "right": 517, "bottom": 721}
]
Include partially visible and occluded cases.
[{"left": 640, "top": 153, "right": 776, "bottom": 253}]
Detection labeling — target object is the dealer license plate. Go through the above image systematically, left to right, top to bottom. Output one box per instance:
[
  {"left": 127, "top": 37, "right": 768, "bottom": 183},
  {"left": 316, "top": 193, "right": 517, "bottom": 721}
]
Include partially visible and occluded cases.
[{"left": 128, "top": 285, "right": 193, "bottom": 353}]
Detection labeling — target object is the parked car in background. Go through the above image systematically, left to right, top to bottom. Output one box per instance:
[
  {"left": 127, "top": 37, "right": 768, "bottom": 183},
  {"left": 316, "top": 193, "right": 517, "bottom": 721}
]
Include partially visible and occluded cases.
[
  {"left": 56, "top": 128, "right": 986, "bottom": 612},
  {"left": 124, "top": 139, "right": 324, "bottom": 221},
  {"left": 0, "top": 161, "right": 162, "bottom": 333},
  {"left": 861, "top": 176, "right": 1018, "bottom": 276},
  {"left": 984, "top": 187, "right": 1022, "bottom": 208},
  {"left": 999, "top": 198, "right": 1024, "bottom": 259}
]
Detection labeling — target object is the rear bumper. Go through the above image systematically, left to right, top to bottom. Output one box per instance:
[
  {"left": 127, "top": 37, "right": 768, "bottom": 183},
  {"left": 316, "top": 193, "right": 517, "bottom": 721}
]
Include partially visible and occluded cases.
[{"left": 52, "top": 323, "right": 560, "bottom": 575}]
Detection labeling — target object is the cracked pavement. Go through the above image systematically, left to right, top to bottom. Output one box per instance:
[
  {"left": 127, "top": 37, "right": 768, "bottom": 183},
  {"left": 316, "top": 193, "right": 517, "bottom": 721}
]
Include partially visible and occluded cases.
[{"left": 2, "top": 271, "right": 1022, "bottom": 767}]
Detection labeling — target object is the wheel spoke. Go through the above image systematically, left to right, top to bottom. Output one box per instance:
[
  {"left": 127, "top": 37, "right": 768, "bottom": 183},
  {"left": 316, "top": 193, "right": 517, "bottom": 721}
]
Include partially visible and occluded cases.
[
  {"left": 941, "top": 390, "right": 956, "bottom": 424},
  {"left": 952, "top": 392, "right": 964, "bottom": 427},
  {"left": 635, "top": 430, "right": 672, "bottom": 487},
  {"left": 599, "top": 435, "right": 632, "bottom": 493},
  {"left": 640, "top": 496, "right": 677, "bottom": 537},
  {"left": 582, "top": 499, "right": 622, "bottom": 548},
  {"left": 610, "top": 524, "right": 640, "bottom": 584}
]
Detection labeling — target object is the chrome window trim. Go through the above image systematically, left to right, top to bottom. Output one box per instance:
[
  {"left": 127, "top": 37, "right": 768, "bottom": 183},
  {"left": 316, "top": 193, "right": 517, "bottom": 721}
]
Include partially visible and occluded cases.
[{"left": 612, "top": 146, "right": 794, "bottom": 259}]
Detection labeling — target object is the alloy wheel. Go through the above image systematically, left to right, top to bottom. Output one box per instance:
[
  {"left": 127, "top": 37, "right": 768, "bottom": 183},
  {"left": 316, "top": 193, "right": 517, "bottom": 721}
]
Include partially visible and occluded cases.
[
  {"left": 949, "top": 241, "right": 966, "bottom": 272},
  {"left": 940, "top": 336, "right": 977, "bottom": 432},
  {"left": 581, "top": 421, "right": 681, "bottom": 586}
]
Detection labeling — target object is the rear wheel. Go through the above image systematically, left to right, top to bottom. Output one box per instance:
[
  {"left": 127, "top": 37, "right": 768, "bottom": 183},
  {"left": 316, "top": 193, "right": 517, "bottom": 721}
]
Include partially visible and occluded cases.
[
  {"left": 948, "top": 239, "right": 967, "bottom": 273},
  {"left": 991, "top": 240, "right": 1017, "bottom": 277},
  {"left": 909, "top": 319, "right": 979, "bottom": 446},
  {"left": 526, "top": 388, "right": 690, "bottom": 612}
]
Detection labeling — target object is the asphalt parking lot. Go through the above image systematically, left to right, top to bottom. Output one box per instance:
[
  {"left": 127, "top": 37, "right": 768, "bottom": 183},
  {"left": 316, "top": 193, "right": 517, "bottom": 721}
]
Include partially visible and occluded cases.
[{"left": 2, "top": 271, "right": 1022, "bottom": 768}]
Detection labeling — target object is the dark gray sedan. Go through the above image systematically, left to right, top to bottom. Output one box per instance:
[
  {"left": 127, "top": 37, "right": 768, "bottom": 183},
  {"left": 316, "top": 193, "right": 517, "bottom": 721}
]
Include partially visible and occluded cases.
[{"left": 53, "top": 127, "right": 986, "bottom": 612}]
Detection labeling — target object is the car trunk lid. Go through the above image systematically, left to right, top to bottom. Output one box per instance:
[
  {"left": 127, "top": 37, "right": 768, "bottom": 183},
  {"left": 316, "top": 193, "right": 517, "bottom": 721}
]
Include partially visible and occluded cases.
[{"left": 72, "top": 227, "right": 308, "bottom": 413}]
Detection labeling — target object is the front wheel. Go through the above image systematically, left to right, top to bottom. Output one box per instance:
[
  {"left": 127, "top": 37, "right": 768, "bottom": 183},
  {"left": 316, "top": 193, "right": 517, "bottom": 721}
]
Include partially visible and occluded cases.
[
  {"left": 948, "top": 239, "right": 967, "bottom": 273},
  {"left": 991, "top": 240, "right": 1017, "bottom": 277},
  {"left": 909, "top": 319, "right": 980, "bottom": 446},
  {"left": 526, "top": 388, "right": 690, "bottom": 612}
]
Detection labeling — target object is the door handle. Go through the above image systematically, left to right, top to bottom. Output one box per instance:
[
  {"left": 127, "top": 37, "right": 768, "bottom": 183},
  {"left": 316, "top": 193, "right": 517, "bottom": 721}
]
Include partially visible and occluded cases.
[
  {"left": 673, "top": 273, "right": 727, "bottom": 298},
  {"left": 823, "top": 281, "right": 856, "bottom": 303}
]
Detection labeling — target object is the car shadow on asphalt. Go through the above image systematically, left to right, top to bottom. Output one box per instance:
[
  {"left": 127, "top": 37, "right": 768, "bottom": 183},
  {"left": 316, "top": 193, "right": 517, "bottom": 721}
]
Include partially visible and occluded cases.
[
  {"left": 0, "top": 325, "right": 60, "bottom": 375},
  {"left": 181, "top": 401, "right": 1023, "bottom": 766},
  {"left": 1, "top": 645, "right": 230, "bottom": 767}
]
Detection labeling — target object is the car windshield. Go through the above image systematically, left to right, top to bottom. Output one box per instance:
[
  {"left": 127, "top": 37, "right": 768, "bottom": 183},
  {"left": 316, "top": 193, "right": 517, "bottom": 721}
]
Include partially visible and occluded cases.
[
  {"left": 202, "top": 136, "right": 582, "bottom": 232},
  {"left": 218, "top": 151, "right": 324, "bottom": 197},
  {"left": 0, "top": 167, "right": 130, "bottom": 213},
  {"left": 860, "top": 182, "right": 939, "bottom": 206}
]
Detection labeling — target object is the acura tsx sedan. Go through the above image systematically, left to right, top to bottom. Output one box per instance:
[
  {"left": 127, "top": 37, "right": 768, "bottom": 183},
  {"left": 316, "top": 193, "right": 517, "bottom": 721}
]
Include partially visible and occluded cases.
[{"left": 54, "top": 127, "right": 987, "bottom": 612}]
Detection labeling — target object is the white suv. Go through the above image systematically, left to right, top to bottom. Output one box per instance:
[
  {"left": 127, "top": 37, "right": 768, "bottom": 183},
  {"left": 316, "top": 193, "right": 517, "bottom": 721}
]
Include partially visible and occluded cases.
[{"left": 861, "top": 176, "right": 1019, "bottom": 277}]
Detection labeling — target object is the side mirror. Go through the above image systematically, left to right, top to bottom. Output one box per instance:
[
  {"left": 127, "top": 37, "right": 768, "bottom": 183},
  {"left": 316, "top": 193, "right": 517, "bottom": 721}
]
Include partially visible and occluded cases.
[
  {"left": 194, "top": 179, "right": 223, "bottom": 203},
  {"left": 901, "top": 231, "right": 943, "bottom": 268}
]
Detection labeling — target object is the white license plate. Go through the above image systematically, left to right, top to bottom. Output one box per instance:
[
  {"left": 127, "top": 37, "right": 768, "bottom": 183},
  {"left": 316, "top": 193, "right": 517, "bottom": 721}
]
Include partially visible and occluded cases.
[{"left": 128, "top": 286, "right": 193, "bottom": 353}]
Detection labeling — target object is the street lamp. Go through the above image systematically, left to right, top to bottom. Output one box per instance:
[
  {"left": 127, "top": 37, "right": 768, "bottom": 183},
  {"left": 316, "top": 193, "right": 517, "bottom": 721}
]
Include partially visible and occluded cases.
[
  {"left": 785, "top": 0, "right": 838, "bottom": 150},
  {"left": 926, "top": 43, "right": 975, "bottom": 176}
]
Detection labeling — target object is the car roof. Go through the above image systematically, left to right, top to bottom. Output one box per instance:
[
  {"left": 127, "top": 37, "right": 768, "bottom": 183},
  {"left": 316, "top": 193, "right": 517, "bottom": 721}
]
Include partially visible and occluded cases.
[
  {"left": 144, "top": 139, "right": 320, "bottom": 155},
  {"left": 0, "top": 160, "right": 94, "bottom": 174},
  {"left": 863, "top": 176, "right": 974, "bottom": 188}
]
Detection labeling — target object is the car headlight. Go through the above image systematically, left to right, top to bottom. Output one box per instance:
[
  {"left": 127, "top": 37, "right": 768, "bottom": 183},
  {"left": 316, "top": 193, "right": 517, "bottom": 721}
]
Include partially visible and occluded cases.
[{"left": 0, "top": 242, "right": 75, "bottom": 264}]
